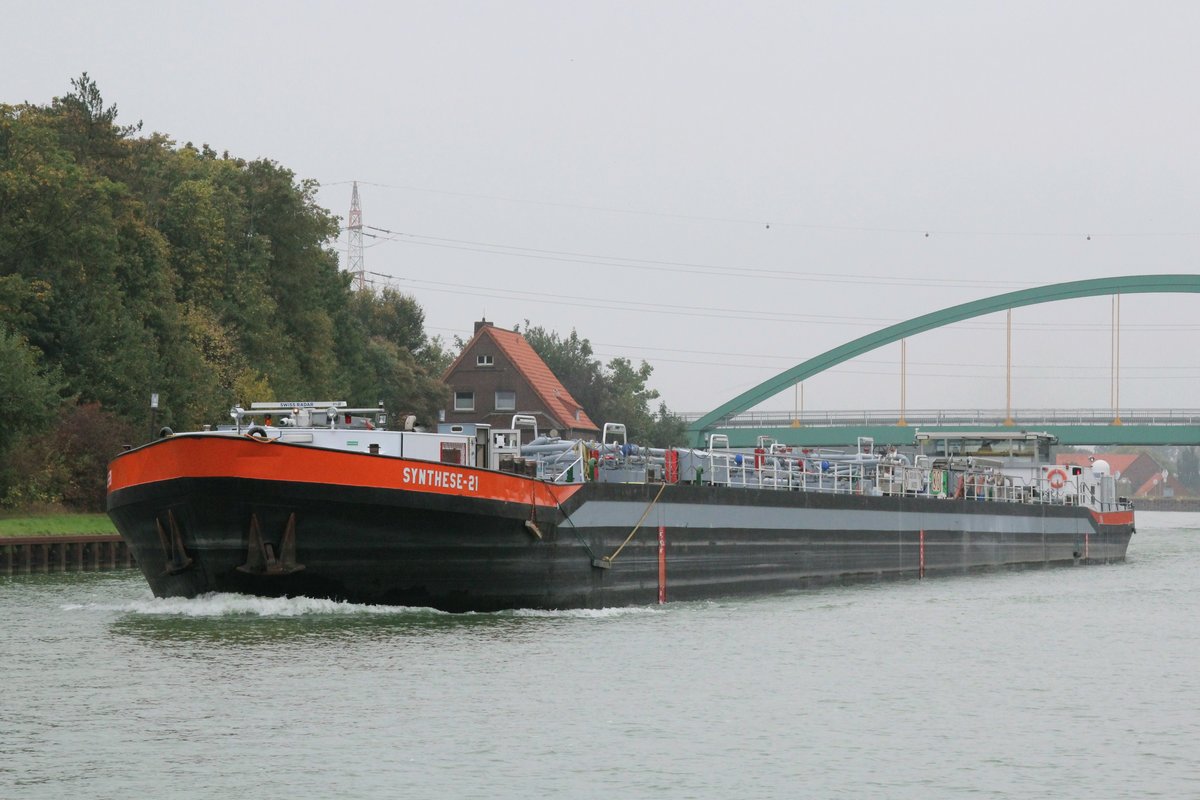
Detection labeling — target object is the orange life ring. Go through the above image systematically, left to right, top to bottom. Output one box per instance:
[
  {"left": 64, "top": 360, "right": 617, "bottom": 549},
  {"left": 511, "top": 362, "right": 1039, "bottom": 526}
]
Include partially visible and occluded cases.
[{"left": 1047, "top": 468, "right": 1067, "bottom": 490}]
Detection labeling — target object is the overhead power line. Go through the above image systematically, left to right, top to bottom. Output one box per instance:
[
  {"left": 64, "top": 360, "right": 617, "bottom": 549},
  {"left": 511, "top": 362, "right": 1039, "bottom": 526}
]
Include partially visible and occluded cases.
[
  {"left": 324, "top": 180, "right": 1200, "bottom": 239},
  {"left": 360, "top": 226, "right": 1028, "bottom": 290},
  {"left": 365, "top": 270, "right": 1200, "bottom": 333}
]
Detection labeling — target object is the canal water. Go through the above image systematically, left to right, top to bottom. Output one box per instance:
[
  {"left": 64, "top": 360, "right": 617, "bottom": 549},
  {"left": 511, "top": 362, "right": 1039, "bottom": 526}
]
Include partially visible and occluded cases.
[{"left": 3, "top": 512, "right": 1197, "bottom": 799}]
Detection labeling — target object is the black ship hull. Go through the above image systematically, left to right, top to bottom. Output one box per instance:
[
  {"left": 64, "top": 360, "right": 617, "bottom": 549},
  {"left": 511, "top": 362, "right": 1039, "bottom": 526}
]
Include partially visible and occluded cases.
[{"left": 108, "top": 450, "right": 1133, "bottom": 612}]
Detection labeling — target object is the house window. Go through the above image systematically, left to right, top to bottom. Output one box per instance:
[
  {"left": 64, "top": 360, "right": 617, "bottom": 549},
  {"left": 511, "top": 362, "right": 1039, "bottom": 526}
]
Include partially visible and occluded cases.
[
  {"left": 476, "top": 354, "right": 494, "bottom": 367},
  {"left": 495, "top": 390, "right": 516, "bottom": 411},
  {"left": 454, "top": 391, "right": 474, "bottom": 412}
]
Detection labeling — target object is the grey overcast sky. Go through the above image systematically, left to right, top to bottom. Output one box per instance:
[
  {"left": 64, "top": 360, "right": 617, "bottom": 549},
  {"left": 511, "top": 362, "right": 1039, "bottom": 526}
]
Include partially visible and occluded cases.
[{"left": 5, "top": 1, "right": 1199, "bottom": 416}]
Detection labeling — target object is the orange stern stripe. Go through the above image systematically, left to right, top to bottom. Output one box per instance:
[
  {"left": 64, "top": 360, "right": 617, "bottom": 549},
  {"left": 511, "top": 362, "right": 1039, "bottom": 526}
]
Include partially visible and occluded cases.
[
  {"left": 108, "top": 436, "right": 582, "bottom": 508},
  {"left": 1089, "top": 509, "right": 1134, "bottom": 526}
]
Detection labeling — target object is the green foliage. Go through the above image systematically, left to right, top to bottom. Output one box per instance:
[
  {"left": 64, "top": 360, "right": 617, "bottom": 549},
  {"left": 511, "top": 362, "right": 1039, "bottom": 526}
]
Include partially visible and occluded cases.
[
  {"left": 0, "top": 76, "right": 457, "bottom": 510},
  {"left": 1, "top": 76, "right": 686, "bottom": 510},
  {"left": 343, "top": 288, "right": 449, "bottom": 424},
  {"left": 519, "top": 321, "right": 686, "bottom": 447},
  {"left": 519, "top": 323, "right": 603, "bottom": 408},
  {"left": 0, "top": 326, "right": 64, "bottom": 453},
  {"left": 418, "top": 335, "right": 455, "bottom": 376},
  {"left": 648, "top": 400, "right": 689, "bottom": 447},
  {"left": 1, "top": 403, "right": 138, "bottom": 511},
  {"left": 0, "top": 513, "right": 117, "bottom": 537}
]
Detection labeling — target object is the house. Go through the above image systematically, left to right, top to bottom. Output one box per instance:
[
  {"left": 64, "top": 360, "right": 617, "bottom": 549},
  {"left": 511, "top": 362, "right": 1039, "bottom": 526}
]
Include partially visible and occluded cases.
[
  {"left": 440, "top": 319, "right": 600, "bottom": 441},
  {"left": 1056, "top": 451, "right": 1187, "bottom": 498}
]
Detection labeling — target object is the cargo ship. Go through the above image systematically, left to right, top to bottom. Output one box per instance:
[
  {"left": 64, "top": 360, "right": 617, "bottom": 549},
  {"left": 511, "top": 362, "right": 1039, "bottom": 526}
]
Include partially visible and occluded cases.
[{"left": 107, "top": 403, "right": 1134, "bottom": 611}]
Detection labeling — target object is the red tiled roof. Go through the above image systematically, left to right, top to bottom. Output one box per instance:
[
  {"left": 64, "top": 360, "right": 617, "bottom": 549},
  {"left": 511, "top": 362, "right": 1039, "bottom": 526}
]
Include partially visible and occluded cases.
[
  {"left": 444, "top": 324, "right": 599, "bottom": 433},
  {"left": 486, "top": 326, "right": 599, "bottom": 432},
  {"left": 1056, "top": 453, "right": 1143, "bottom": 474},
  {"left": 1132, "top": 472, "right": 1184, "bottom": 497}
]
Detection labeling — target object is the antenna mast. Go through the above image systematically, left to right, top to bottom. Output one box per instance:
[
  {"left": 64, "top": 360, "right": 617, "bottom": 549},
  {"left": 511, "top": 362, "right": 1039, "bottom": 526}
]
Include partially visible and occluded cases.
[{"left": 347, "top": 181, "right": 365, "bottom": 291}]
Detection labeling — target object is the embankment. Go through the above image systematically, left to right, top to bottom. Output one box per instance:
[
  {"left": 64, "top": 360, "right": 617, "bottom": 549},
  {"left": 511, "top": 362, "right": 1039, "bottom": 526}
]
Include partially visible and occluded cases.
[{"left": 1, "top": 536, "right": 134, "bottom": 575}]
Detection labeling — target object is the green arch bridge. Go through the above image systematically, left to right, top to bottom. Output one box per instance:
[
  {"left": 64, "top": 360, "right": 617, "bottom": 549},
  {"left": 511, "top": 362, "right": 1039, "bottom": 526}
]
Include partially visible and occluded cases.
[{"left": 685, "top": 274, "right": 1200, "bottom": 448}]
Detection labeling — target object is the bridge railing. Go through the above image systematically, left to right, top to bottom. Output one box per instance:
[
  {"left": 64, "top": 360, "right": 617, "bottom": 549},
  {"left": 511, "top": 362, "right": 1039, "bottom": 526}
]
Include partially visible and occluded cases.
[{"left": 678, "top": 408, "right": 1200, "bottom": 428}]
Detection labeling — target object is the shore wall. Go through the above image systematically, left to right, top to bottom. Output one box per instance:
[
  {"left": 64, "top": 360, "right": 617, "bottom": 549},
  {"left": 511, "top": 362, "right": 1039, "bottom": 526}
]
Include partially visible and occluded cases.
[{"left": 1, "top": 535, "right": 135, "bottom": 576}]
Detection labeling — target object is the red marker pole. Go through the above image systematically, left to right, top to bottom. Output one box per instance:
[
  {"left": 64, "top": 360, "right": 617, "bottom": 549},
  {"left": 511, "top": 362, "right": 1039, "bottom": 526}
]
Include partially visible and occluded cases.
[
  {"left": 657, "top": 525, "right": 667, "bottom": 604},
  {"left": 919, "top": 529, "right": 925, "bottom": 579}
]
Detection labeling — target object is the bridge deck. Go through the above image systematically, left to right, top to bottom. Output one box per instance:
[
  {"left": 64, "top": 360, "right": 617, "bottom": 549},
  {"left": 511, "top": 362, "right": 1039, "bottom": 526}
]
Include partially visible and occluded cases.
[{"left": 680, "top": 409, "right": 1200, "bottom": 447}]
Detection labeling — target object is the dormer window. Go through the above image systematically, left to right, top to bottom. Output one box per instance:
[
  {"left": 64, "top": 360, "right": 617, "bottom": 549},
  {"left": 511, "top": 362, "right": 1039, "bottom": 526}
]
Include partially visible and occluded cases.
[{"left": 476, "top": 354, "right": 494, "bottom": 367}]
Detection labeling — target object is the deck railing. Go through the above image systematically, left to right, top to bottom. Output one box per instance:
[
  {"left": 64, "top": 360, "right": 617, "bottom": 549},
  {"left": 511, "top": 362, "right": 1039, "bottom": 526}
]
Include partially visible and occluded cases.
[{"left": 694, "top": 455, "right": 1129, "bottom": 512}]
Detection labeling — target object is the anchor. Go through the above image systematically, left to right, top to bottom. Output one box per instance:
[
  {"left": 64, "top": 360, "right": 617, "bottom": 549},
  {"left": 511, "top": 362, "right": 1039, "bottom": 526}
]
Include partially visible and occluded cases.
[
  {"left": 155, "top": 509, "right": 193, "bottom": 575},
  {"left": 236, "top": 512, "right": 305, "bottom": 575}
]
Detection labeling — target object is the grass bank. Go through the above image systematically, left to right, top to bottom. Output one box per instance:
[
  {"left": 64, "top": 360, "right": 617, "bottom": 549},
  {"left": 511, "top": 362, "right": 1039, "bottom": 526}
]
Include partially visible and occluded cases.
[{"left": 0, "top": 513, "right": 117, "bottom": 537}]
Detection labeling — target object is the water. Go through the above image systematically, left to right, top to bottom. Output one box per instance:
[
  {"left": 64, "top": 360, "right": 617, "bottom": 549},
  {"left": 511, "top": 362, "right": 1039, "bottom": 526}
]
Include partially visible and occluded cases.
[{"left": 3, "top": 512, "right": 1198, "bottom": 799}]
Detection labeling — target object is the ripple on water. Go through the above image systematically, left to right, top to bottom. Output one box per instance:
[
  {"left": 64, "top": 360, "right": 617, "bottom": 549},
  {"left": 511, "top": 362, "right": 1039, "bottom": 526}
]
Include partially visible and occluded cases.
[{"left": 2, "top": 515, "right": 1198, "bottom": 800}]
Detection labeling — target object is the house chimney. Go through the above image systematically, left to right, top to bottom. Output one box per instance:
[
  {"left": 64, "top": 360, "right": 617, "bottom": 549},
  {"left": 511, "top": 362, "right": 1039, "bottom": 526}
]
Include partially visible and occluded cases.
[{"left": 474, "top": 318, "right": 492, "bottom": 334}]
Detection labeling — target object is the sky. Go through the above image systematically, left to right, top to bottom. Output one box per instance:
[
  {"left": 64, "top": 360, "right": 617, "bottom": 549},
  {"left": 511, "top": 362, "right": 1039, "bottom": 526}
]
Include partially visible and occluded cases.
[{"left": 5, "top": 1, "right": 1200, "bottom": 418}]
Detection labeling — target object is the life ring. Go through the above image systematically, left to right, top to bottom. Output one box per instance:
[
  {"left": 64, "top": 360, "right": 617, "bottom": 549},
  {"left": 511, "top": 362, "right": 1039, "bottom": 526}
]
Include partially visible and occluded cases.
[
  {"left": 245, "top": 425, "right": 269, "bottom": 439},
  {"left": 1047, "top": 468, "right": 1067, "bottom": 490}
]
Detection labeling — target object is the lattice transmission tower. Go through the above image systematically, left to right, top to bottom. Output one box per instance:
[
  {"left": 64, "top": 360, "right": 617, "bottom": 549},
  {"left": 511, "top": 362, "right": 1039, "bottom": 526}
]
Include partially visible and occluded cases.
[{"left": 347, "top": 181, "right": 365, "bottom": 291}]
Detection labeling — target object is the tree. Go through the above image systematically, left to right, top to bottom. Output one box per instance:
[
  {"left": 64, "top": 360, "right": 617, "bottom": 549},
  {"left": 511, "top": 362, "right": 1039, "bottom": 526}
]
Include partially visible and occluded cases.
[
  {"left": 0, "top": 76, "right": 469, "bottom": 509},
  {"left": 342, "top": 287, "right": 450, "bottom": 426},
  {"left": 519, "top": 321, "right": 686, "bottom": 446},
  {"left": 519, "top": 322, "right": 606, "bottom": 412},
  {"left": 0, "top": 327, "right": 63, "bottom": 453},
  {"left": 0, "top": 328, "right": 66, "bottom": 507},
  {"left": 418, "top": 335, "right": 455, "bottom": 376}
]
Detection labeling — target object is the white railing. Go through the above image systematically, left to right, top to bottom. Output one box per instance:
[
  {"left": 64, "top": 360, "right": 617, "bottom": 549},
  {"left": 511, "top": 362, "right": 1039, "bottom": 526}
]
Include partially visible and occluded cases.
[
  {"left": 522, "top": 440, "right": 1132, "bottom": 512},
  {"left": 550, "top": 452, "right": 585, "bottom": 483},
  {"left": 709, "top": 452, "right": 871, "bottom": 495},
  {"left": 698, "top": 455, "right": 1129, "bottom": 512}
]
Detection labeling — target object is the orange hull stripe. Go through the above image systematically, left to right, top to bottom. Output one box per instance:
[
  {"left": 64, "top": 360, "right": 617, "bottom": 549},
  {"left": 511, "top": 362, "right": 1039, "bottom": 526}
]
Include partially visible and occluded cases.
[
  {"left": 108, "top": 436, "right": 582, "bottom": 508},
  {"left": 1089, "top": 509, "right": 1134, "bottom": 526}
]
